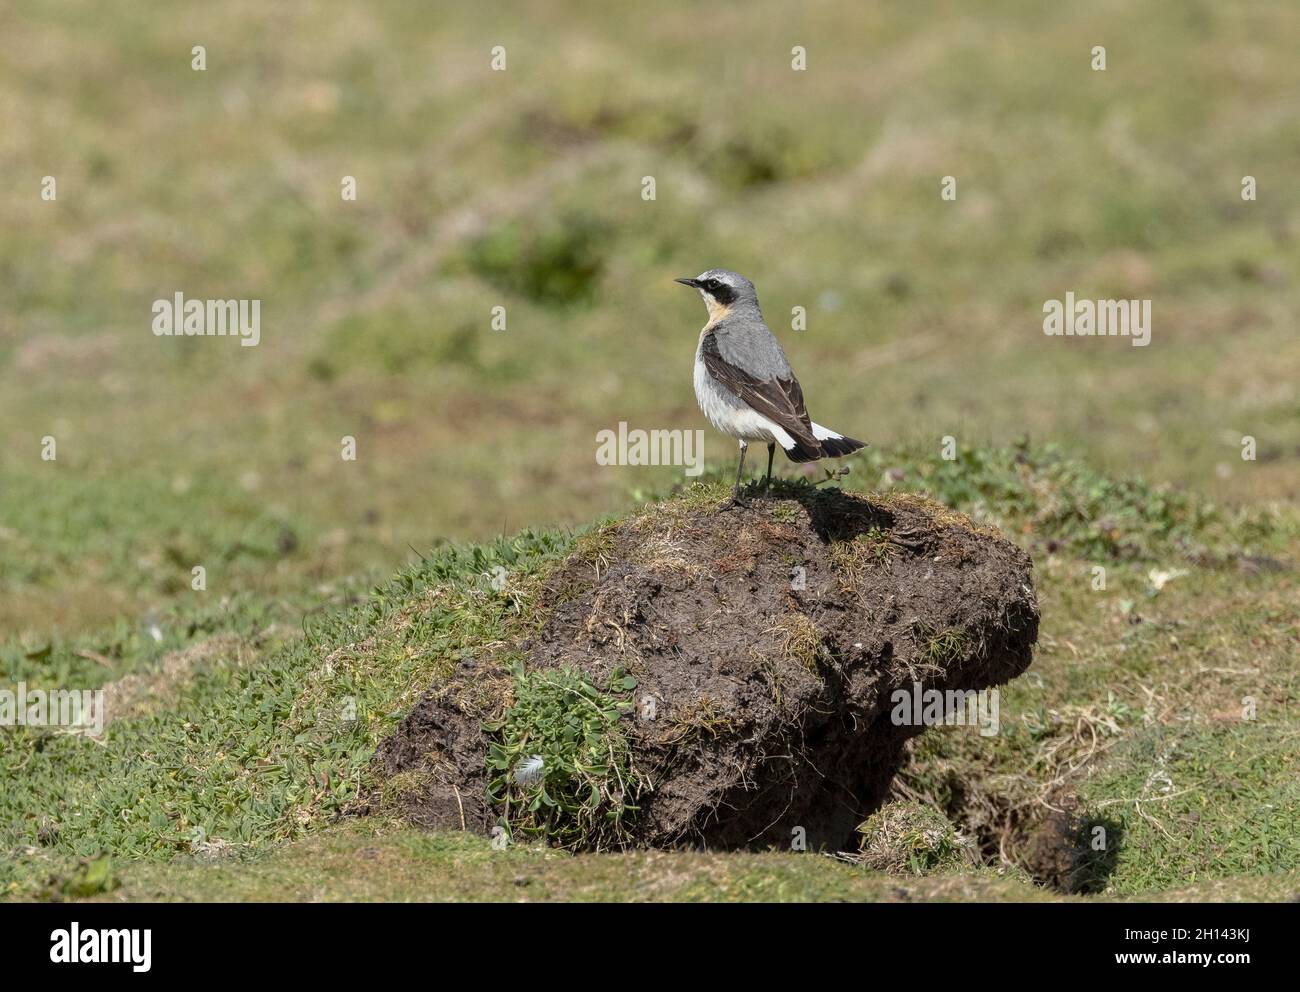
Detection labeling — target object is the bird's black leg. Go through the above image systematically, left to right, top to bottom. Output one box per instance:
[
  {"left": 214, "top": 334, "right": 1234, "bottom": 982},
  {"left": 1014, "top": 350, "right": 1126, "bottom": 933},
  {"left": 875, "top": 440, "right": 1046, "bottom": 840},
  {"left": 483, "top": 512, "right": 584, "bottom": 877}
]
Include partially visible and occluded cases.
[
  {"left": 723, "top": 440, "right": 749, "bottom": 509},
  {"left": 733, "top": 440, "right": 748, "bottom": 494},
  {"left": 765, "top": 442, "right": 776, "bottom": 487}
]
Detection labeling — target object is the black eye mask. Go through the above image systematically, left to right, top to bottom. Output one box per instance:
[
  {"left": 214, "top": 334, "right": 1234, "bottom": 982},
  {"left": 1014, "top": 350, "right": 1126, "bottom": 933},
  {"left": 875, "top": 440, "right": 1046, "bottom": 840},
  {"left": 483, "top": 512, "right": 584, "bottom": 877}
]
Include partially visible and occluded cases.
[{"left": 708, "top": 280, "right": 738, "bottom": 305}]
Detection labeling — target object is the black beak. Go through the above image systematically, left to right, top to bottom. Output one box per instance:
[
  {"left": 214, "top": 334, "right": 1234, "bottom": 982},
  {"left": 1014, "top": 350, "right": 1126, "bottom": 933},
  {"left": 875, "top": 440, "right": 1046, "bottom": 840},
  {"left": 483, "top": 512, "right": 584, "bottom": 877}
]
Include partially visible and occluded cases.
[{"left": 675, "top": 277, "right": 702, "bottom": 288}]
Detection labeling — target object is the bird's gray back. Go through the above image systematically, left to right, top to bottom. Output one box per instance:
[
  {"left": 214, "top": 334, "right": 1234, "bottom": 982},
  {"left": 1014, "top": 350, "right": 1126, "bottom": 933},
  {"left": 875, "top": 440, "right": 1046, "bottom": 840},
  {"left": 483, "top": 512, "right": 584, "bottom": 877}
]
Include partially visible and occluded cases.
[{"left": 712, "top": 312, "right": 793, "bottom": 380}]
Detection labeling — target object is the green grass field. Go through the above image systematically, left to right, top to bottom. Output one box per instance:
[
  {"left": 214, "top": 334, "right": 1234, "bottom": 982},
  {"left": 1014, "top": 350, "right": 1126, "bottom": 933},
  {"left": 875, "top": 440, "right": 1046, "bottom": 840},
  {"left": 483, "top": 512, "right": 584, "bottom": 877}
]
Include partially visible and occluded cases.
[{"left": 1, "top": 0, "right": 1297, "bottom": 901}]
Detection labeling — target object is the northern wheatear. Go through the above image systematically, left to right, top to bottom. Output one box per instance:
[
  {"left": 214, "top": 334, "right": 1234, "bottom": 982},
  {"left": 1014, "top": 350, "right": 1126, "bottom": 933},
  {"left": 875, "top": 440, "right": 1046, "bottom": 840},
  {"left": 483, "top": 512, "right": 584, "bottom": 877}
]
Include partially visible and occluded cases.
[{"left": 676, "top": 269, "right": 866, "bottom": 502}]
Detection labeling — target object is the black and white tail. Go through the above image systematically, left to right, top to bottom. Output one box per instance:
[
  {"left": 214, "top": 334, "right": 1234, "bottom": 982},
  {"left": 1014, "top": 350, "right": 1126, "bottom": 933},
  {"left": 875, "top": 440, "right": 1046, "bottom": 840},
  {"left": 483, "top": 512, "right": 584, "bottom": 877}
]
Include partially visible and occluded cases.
[
  {"left": 811, "top": 422, "right": 867, "bottom": 459},
  {"left": 782, "top": 423, "right": 867, "bottom": 462}
]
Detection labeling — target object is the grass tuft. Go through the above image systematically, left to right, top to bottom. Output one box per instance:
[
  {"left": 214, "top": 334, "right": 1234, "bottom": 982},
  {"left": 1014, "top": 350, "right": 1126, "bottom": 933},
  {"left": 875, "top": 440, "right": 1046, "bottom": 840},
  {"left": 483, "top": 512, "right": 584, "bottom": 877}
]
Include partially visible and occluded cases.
[
  {"left": 484, "top": 664, "right": 645, "bottom": 851},
  {"left": 856, "top": 801, "right": 978, "bottom": 875}
]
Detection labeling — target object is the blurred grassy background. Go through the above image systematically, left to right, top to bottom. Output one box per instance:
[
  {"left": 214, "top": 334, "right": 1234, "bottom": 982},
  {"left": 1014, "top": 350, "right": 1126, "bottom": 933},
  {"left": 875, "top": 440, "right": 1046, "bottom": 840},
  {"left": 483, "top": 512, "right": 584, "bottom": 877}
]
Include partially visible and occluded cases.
[
  {"left": 1, "top": 0, "right": 1298, "bottom": 902},
  {"left": 2, "top": 0, "right": 1298, "bottom": 637}
]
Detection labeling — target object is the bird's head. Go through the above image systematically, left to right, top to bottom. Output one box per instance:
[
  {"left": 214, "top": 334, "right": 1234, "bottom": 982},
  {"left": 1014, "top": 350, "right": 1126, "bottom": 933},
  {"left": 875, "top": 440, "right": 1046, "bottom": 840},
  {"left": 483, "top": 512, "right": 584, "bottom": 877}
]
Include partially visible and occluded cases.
[{"left": 675, "top": 268, "right": 758, "bottom": 323}]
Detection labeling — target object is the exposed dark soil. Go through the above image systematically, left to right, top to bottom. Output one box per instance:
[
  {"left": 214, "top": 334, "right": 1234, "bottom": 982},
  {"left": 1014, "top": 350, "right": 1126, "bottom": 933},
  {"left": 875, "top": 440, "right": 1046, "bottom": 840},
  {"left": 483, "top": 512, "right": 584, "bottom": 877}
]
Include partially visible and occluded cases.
[{"left": 376, "top": 484, "right": 1039, "bottom": 851}]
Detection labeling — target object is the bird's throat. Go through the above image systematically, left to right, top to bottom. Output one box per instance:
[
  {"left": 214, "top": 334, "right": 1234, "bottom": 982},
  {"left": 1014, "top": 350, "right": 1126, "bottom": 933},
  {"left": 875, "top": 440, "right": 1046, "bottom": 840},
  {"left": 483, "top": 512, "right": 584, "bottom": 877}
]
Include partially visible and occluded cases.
[{"left": 704, "top": 298, "right": 732, "bottom": 325}]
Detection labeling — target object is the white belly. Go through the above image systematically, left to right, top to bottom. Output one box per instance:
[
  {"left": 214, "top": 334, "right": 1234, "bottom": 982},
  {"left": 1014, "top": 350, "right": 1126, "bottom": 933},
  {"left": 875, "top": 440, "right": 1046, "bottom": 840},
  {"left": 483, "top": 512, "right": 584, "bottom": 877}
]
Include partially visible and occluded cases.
[{"left": 694, "top": 352, "right": 792, "bottom": 446}]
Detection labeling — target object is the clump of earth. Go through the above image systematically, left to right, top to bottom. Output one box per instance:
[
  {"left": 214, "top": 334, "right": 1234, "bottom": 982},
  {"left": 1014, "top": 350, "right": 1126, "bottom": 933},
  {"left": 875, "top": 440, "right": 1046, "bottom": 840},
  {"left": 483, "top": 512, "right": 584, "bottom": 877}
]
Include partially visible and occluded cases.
[{"left": 375, "top": 483, "right": 1039, "bottom": 852}]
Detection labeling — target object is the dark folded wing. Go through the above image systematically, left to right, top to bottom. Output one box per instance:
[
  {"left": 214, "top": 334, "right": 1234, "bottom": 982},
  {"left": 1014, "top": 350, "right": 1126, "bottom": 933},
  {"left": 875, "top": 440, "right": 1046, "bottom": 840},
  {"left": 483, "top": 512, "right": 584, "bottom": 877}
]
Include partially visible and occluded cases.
[{"left": 701, "top": 336, "right": 819, "bottom": 448}]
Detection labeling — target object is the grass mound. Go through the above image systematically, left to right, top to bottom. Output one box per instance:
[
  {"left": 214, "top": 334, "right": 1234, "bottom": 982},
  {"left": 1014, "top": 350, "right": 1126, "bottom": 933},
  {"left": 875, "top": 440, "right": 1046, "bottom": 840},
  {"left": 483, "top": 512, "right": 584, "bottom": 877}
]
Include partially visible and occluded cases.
[{"left": 378, "top": 477, "right": 1038, "bottom": 851}]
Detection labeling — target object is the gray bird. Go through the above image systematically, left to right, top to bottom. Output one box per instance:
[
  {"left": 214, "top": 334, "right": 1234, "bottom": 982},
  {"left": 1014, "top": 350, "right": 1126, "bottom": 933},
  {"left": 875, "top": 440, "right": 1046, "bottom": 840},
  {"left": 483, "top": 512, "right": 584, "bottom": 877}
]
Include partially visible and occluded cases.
[{"left": 676, "top": 269, "right": 866, "bottom": 502}]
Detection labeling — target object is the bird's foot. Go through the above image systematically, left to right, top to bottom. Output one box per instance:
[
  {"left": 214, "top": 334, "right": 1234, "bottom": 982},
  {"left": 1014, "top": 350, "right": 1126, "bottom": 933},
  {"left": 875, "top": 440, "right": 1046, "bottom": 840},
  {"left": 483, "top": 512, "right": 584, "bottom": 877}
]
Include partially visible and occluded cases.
[{"left": 721, "top": 492, "right": 750, "bottom": 511}]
